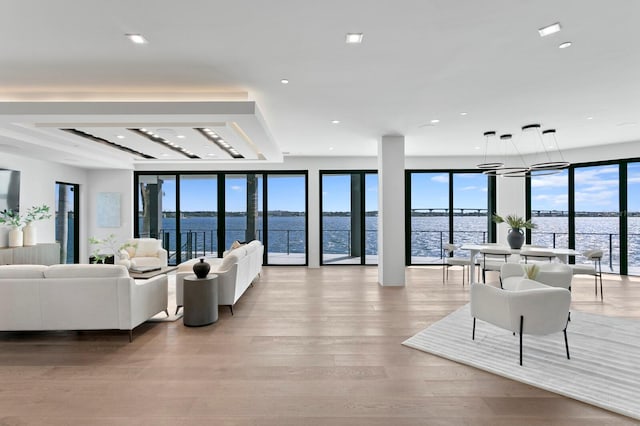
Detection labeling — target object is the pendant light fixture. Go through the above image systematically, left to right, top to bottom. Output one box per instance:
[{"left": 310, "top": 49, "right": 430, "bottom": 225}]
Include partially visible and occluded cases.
[
  {"left": 477, "top": 123, "right": 570, "bottom": 176},
  {"left": 476, "top": 131, "right": 503, "bottom": 170}
]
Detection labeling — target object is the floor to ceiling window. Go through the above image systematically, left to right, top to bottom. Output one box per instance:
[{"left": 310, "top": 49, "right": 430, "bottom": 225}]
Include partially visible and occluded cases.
[
  {"left": 627, "top": 162, "right": 640, "bottom": 275},
  {"left": 574, "top": 164, "right": 620, "bottom": 273},
  {"left": 529, "top": 169, "right": 569, "bottom": 248},
  {"left": 135, "top": 171, "right": 307, "bottom": 266},
  {"left": 320, "top": 171, "right": 377, "bottom": 265},
  {"left": 408, "top": 171, "right": 489, "bottom": 264},
  {"left": 409, "top": 172, "right": 450, "bottom": 264},
  {"left": 224, "top": 173, "right": 263, "bottom": 250},
  {"left": 364, "top": 173, "right": 378, "bottom": 265},
  {"left": 452, "top": 173, "right": 488, "bottom": 247},
  {"left": 137, "top": 174, "right": 177, "bottom": 263},
  {"left": 266, "top": 174, "right": 307, "bottom": 265},
  {"left": 179, "top": 175, "right": 217, "bottom": 260},
  {"left": 55, "top": 182, "right": 79, "bottom": 264}
]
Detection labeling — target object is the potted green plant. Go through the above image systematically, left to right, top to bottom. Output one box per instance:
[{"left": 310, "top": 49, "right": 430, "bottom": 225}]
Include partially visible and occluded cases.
[
  {"left": 23, "top": 204, "right": 52, "bottom": 246},
  {"left": 0, "top": 209, "right": 24, "bottom": 247},
  {"left": 492, "top": 213, "right": 536, "bottom": 249},
  {"left": 89, "top": 234, "right": 137, "bottom": 266}
]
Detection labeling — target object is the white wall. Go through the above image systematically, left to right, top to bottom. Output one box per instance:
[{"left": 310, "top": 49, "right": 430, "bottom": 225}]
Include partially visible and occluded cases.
[
  {"left": 0, "top": 152, "right": 88, "bottom": 258},
  {"left": 86, "top": 169, "right": 135, "bottom": 258}
]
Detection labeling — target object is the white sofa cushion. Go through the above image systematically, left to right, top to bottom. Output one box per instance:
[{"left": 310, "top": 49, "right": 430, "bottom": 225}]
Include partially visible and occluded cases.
[
  {"left": 218, "top": 252, "right": 241, "bottom": 272},
  {"left": 44, "top": 264, "right": 129, "bottom": 279},
  {"left": 0, "top": 265, "right": 48, "bottom": 279}
]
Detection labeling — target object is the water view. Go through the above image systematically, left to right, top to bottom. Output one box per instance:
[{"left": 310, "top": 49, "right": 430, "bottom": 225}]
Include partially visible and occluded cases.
[{"left": 147, "top": 213, "right": 639, "bottom": 272}]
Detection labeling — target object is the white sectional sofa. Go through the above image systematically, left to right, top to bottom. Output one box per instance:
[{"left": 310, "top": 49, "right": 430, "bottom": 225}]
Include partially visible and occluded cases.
[
  {"left": 175, "top": 240, "right": 264, "bottom": 315},
  {"left": 0, "top": 264, "right": 168, "bottom": 341}
]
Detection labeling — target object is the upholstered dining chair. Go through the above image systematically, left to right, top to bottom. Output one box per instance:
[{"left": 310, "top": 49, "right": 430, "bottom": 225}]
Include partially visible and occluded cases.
[
  {"left": 442, "top": 243, "right": 473, "bottom": 286},
  {"left": 479, "top": 246, "right": 511, "bottom": 284},
  {"left": 519, "top": 247, "right": 556, "bottom": 263},
  {"left": 571, "top": 249, "right": 604, "bottom": 300},
  {"left": 470, "top": 281, "right": 571, "bottom": 365}
]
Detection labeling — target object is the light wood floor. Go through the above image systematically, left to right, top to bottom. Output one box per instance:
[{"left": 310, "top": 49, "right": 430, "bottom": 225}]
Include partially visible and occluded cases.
[{"left": 1, "top": 266, "right": 639, "bottom": 425}]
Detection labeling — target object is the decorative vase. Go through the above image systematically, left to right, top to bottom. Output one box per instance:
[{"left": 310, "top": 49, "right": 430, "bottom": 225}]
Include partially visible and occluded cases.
[
  {"left": 23, "top": 223, "right": 37, "bottom": 246},
  {"left": 8, "top": 227, "right": 23, "bottom": 247},
  {"left": 507, "top": 228, "right": 525, "bottom": 250},
  {"left": 193, "top": 258, "right": 210, "bottom": 278}
]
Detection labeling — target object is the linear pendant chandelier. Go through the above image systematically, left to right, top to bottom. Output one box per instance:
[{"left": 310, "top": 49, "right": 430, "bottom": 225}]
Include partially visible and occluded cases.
[{"left": 477, "top": 124, "right": 570, "bottom": 177}]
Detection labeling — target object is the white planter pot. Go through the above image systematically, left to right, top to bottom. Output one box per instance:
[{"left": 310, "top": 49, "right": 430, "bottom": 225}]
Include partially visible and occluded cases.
[
  {"left": 23, "top": 224, "right": 37, "bottom": 246},
  {"left": 8, "top": 228, "right": 23, "bottom": 247}
]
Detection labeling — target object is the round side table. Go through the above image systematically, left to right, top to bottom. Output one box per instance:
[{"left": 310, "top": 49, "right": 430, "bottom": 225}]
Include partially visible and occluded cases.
[{"left": 183, "top": 274, "right": 219, "bottom": 327}]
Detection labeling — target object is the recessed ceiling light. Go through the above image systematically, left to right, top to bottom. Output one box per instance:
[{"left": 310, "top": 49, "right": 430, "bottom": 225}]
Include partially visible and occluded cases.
[
  {"left": 538, "top": 22, "right": 561, "bottom": 37},
  {"left": 345, "top": 33, "right": 363, "bottom": 44},
  {"left": 125, "top": 34, "right": 148, "bottom": 44},
  {"left": 558, "top": 41, "right": 572, "bottom": 49},
  {"left": 280, "top": 79, "right": 289, "bottom": 84},
  {"left": 460, "top": 112, "right": 468, "bottom": 116},
  {"left": 587, "top": 116, "right": 594, "bottom": 120},
  {"left": 430, "top": 119, "right": 440, "bottom": 124},
  {"left": 331, "top": 120, "right": 340, "bottom": 124},
  {"left": 116, "top": 135, "right": 125, "bottom": 139},
  {"left": 177, "top": 135, "right": 186, "bottom": 139},
  {"left": 474, "top": 146, "right": 481, "bottom": 150},
  {"left": 329, "top": 147, "right": 334, "bottom": 151},
  {"left": 161, "top": 153, "right": 170, "bottom": 157},
  {"left": 207, "top": 153, "right": 216, "bottom": 157}
]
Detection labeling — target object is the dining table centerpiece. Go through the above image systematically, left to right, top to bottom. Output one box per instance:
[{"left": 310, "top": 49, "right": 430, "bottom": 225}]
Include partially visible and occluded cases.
[{"left": 492, "top": 213, "right": 536, "bottom": 249}]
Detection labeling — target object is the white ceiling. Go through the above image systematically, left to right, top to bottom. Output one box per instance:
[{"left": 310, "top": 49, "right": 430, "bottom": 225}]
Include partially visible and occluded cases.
[{"left": 1, "top": 0, "right": 639, "bottom": 168}]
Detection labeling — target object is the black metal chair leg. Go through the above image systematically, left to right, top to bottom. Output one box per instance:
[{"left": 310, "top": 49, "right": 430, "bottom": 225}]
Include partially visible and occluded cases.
[
  {"left": 175, "top": 305, "right": 182, "bottom": 315},
  {"left": 472, "top": 317, "right": 476, "bottom": 340},
  {"left": 564, "top": 328, "right": 570, "bottom": 360}
]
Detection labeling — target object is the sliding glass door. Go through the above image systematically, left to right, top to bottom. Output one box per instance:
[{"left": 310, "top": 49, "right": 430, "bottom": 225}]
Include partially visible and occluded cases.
[
  {"left": 628, "top": 163, "right": 640, "bottom": 275},
  {"left": 574, "top": 165, "right": 620, "bottom": 273},
  {"left": 529, "top": 169, "right": 569, "bottom": 248},
  {"left": 321, "top": 171, "right": 377, "bottom": 265},
  {"left": 409, "top": 172, "right": 449, "bottom": 264},
  {"left": 452, "top": 173, "right": 488, "bottom": 246},
  {"left": 266, "top": 174, "right": 306, "bottom": 264},
  {"left": 137, "top": 175, "right": 177, "bottom": 264},
  {"left": 179, "top": 175, "right": 217, "bottom": 261},
  {"left": 55, "top": 182, "right": 79, "bottom": 264}
]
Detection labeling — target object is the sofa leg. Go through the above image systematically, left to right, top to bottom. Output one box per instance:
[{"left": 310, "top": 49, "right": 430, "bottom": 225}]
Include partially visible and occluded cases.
[
  {"left": 175, "top": 305, "right": 182, "bottom": 315},
  {"left": 229, "top": 305, "right": 234, "bottom": 315},
  {"left": 164, "top": 309, "right": 169, "bottom": 317},
  {"left": 129, "top": 330, "right": 133, "bottom": 343}
]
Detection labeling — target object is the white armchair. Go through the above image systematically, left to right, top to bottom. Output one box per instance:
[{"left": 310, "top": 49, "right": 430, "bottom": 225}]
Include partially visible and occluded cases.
[
  {"left": 119, "top": 238, "right": 168, "bottom": 269},
  {"left": 500, "top": 263, "right": 573, "bottom": 291},
  {"left": 470, "top": 282, "right": 571, "bottom": 365}
]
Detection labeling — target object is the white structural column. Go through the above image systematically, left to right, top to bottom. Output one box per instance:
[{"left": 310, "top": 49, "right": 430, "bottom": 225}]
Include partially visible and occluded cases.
[
  {"left": 378, "top": 135, "right": 405, "bottom": 286},
  {"left": 496, "top": 175, "right": 526, "bottom": 243}
]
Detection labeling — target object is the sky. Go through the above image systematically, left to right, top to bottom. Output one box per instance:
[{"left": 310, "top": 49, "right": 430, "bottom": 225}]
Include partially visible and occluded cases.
[
  {"left": 532, "top": 164, "right": 640, "bottom": 212},
  {"left": 152, "top": 174, "right": 306, "bottom": 212}
]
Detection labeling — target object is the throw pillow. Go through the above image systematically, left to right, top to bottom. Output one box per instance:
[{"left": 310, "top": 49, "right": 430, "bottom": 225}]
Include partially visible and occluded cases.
[{"left": 231, "top": 240, "right": 246, "bottom": 250}]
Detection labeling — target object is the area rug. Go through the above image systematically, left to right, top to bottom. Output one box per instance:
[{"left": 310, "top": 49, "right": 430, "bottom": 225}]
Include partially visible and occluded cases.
[
  {"left": 402, "top": 304, "right": 640, "bottom": 420},
  {"left": 147, "top": 311, "right": 183, "bottom": 322}
]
